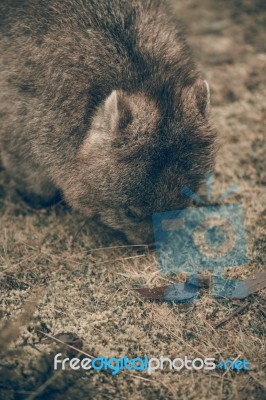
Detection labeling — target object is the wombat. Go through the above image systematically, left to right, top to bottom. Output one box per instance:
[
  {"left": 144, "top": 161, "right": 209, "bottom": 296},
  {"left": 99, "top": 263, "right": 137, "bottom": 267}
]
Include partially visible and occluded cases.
[{"left": 0, "top": 0, "right": 216, "bottom": 244}]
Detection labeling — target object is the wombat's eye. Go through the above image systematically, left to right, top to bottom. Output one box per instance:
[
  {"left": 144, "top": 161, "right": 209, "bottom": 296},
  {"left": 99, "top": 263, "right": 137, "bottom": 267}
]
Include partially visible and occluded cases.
[{"left": 125, "top": 207, "right": 144, "bottom": 222}]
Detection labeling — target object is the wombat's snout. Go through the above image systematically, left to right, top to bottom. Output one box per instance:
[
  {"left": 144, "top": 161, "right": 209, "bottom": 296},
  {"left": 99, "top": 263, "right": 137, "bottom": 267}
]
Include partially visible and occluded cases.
[{"left": 122, "top": 220, "right": 155, "bottom": 246}]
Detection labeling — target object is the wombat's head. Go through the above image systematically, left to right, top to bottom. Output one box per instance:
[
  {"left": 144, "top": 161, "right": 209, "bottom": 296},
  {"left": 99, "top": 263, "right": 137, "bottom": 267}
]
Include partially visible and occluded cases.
[{"left": 68, "top": 80, "right": 216, "bottom": 244}]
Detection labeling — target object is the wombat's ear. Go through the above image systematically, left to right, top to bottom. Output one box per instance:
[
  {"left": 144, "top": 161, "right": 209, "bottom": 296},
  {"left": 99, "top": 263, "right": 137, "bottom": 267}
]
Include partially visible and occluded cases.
[
  {"left": 182, "top": 79, "right": 210, "bottom": 116},
  {"left": 197, "top": 80, "right": 210, "bottom": 114},
  {"left": 98, "top": 90, "right": 132, "bottom": 133},
  {"left": 102, "top": 90, "right": 119, "bottom": 131}
]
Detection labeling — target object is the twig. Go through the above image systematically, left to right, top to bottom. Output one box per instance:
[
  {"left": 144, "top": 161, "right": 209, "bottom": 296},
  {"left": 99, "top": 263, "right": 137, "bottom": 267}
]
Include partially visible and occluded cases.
[
  {"left": 0, "top": 289, "right": 44, "bottom": 352},
  {"left": 214, "top": 302, "right": 250, "bottom": 329},
  {"left": 257, "top": 305, "right": 266, "bottom": 318},
  {"left": 37, "top": 330, "right": 94, "bottom": 359},
  {"left": 26, "top": 370, "right": 60, "bottom": 400},
  {"left": 124, "top": 372, "right": 152, "bottom": 382},
  {"left": 249, "top": 372, "right": 266, "bottom": 390}
]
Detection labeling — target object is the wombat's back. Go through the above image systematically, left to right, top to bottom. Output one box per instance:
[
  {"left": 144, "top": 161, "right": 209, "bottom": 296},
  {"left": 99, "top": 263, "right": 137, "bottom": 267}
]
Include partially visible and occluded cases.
[{"left": 0, "top": 0, "right": 198, "bottom": 170}]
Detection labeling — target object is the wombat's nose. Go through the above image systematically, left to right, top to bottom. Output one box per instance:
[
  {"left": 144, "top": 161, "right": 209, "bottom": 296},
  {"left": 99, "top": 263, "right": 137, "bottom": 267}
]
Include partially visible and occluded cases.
[
  {"left": 127, "top": 229, "right": 155, "bottom": 246},
  {"left": 147, "top": 243, "right": 156, "bottom": 251}
]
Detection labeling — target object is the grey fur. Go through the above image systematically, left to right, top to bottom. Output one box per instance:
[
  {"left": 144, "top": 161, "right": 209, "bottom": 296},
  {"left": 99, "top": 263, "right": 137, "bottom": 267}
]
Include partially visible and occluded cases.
[{"left": 0, "top": 0, "right": 216, "bottom": 244}]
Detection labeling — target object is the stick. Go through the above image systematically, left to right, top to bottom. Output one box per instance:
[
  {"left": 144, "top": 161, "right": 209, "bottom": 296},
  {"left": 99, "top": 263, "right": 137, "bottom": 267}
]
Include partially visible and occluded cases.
[{"left": 214, "top": 302, "right": 250, "bottom": 329}]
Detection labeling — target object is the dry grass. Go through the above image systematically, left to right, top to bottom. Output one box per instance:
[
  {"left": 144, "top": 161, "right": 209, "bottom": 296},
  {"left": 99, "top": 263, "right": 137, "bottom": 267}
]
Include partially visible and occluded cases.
[{"left": 0, "top": 0, "right": 265, "bottom": 399}]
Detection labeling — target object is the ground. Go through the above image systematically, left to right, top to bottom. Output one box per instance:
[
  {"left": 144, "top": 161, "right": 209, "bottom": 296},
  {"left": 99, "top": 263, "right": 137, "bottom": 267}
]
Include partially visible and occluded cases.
[{"left": 0, "top": 0, "right": 265, "bottom": 399}]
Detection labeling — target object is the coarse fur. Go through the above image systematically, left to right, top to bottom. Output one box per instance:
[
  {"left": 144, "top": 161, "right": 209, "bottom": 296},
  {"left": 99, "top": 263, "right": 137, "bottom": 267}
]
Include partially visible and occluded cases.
[{"left": 0, "top": 0, "right": 216, "bottom": 244}]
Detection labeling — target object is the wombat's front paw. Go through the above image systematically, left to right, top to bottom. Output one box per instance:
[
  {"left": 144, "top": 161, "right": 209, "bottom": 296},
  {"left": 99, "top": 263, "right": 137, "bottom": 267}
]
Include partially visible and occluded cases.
[{"left": 17, "top": 189, "right": 62, "bottom": 209}]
